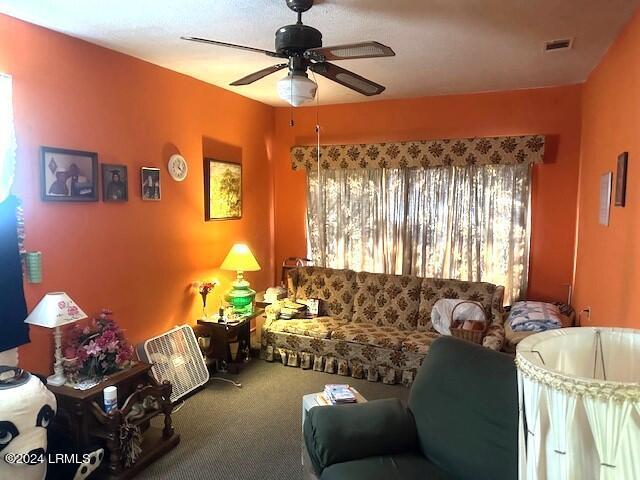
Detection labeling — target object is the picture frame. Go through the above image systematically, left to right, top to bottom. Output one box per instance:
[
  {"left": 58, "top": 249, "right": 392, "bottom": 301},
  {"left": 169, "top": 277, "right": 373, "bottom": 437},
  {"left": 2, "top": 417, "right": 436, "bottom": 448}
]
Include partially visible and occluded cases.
[
  {"left": 40, "top": 146, "right": 98, "bottom": 202},
  {"left": 615, "top": 152, "right": 628, "bottom": 207},
  {"left": 204, "top": 158, "right": 242, "bottom": 221},
  {"left": 101, "top": 164, "right": 128, "bottom": 202},
  {"left": 141, "top": 167, "right": 161, "bottom": 201},
  {"left": 599, "top": 172, "right": 612, "bottom": 226}
]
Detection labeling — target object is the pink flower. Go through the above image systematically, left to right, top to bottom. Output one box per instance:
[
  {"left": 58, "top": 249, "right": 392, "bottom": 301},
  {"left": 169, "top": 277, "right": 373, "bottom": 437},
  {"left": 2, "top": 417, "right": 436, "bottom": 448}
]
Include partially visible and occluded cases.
[
  {"left": 84, "top": 340, "right": 101, "bottom": 356},
  {"left": 64, "top": 347, "right": 77, "bottom": 359},
  {"left": 76, "top": 348, "right": 88, "bottom": 362}
]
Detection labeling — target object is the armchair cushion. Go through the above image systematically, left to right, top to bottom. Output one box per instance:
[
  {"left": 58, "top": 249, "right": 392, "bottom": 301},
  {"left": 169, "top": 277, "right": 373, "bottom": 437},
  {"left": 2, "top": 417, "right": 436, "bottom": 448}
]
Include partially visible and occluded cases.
[
  {"left": 409, "top": 336, "right": 517, "bottom": 480},
  {"left": 304, "top": 398, "right": 418, "bottom": 474},
  {"left": 320, "top": 453, "right": 453, "bottom": 480}
]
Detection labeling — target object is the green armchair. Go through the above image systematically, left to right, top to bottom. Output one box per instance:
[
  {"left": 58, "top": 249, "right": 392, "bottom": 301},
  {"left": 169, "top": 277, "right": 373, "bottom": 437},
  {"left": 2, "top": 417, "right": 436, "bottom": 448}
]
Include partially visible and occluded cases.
[{"left": 303, "top": 336, "right": 518, "bottom": 480}]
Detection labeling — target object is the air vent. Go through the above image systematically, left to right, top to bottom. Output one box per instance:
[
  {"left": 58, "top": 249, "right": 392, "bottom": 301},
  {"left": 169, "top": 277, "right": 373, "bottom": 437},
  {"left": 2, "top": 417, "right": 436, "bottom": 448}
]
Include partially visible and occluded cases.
[{"left": 544, "top": 38, "right": 573, "bottom": 52}]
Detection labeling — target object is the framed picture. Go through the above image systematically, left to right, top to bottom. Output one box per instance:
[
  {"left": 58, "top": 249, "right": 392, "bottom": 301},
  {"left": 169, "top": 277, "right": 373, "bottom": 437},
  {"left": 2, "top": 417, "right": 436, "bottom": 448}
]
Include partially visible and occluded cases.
[
  {"left": 40, "top": 146, "right": 98, "bottom": 202},
  {"left": 615, "top": 152, "right": 628, "bottom": 207},
  {"left": 204, "top": 158, "right": 242, "bottom": 221},
  {"left": 101, "top": 164, "right": 128, "bottom": 202},
  {"left": 141, "top": 167, "right": 161, "bottom": 201},
  {"left": 599, "top": 172, "right": 612, "bottom": 226}
]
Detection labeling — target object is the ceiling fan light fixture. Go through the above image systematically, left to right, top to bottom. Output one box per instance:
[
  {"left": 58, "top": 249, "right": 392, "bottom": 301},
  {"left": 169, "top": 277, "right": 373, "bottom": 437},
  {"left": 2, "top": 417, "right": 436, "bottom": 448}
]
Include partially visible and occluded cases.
[{"left": 277, "top": 72, "right": 317, "bottom": 106}]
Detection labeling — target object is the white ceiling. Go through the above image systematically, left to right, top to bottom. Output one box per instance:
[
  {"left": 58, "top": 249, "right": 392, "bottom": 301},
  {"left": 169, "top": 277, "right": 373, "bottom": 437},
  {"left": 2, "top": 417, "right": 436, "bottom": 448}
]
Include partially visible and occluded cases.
[{"left": 1, "top": 0, "right": 638, "bottom": 106}]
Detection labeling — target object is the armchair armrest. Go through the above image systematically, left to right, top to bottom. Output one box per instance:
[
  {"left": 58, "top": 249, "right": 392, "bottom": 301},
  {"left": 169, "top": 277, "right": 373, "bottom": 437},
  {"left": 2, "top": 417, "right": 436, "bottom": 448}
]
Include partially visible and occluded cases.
[{"left": 303, "top": 398, "right": 418, "bottom": 474}]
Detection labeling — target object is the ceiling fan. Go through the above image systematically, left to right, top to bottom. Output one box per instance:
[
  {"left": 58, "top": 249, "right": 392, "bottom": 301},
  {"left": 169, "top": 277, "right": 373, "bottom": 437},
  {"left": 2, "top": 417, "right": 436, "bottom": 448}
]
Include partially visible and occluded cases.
[{"left": 181, "top": 0, "right": 395, "bottom": 106}]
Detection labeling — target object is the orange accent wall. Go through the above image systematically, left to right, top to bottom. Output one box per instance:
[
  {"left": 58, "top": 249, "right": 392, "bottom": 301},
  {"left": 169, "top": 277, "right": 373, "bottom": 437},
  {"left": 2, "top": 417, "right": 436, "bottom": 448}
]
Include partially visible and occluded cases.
[
  {"left": 573, "top": 8, "right": 640, "bottom": 328},
  {"left": 0, "top": 14, "right": 275, "bottom": 374},
  {"left": 272, "top": 86, "right": 583, "bottom": 303}
]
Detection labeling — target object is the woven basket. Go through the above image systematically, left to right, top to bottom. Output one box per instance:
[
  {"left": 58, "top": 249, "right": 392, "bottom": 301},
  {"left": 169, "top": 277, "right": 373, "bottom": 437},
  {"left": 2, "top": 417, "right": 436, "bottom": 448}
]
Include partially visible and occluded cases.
[{"left": 449, "top": 300, "right": 488, "bottom": 344}]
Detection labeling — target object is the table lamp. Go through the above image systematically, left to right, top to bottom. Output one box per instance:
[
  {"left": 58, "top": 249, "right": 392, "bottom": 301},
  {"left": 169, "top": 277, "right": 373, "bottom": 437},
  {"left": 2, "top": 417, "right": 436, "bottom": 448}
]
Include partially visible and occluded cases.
[
  {"left": 220, "top": 243, "right": 261, "bottom": 315},
  {"left": 24, "top": 292, "right": 87, "bottom": 386}
]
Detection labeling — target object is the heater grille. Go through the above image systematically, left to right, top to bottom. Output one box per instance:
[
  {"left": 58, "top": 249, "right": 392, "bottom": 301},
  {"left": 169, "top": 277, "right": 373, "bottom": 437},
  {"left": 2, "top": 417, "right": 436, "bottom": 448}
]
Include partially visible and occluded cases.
[{"left": 136, "top": 325, "right": 209, "bottom": 403}]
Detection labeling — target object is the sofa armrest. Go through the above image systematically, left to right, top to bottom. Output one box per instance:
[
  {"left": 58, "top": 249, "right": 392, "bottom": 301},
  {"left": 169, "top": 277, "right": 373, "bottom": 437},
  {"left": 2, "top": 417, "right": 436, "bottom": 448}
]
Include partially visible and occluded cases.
[{"left": 303, "top": 398, "right": 418, "bottom": 474}]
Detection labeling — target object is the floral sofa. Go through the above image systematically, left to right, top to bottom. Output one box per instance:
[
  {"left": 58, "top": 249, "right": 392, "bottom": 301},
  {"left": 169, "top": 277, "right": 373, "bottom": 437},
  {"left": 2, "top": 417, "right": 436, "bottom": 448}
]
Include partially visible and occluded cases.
[{"left": 261, "top": 267, "right": 506, "bottom": 386}]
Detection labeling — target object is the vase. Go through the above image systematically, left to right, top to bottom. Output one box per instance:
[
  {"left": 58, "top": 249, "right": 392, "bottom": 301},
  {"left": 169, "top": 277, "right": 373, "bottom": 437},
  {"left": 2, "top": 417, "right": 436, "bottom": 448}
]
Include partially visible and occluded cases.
[
  {"left": 200, "top": 291, "right": 209, "bottom": 319},
  {"left": 62, "top": 356, "right": 79, "bottom": 384}
]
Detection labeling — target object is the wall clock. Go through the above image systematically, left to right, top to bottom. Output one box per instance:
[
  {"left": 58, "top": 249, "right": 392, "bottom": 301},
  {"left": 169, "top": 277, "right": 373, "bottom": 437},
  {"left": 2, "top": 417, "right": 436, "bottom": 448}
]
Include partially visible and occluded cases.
[{"left": 168, "top": 154, "right": 188, "bottom": 181}]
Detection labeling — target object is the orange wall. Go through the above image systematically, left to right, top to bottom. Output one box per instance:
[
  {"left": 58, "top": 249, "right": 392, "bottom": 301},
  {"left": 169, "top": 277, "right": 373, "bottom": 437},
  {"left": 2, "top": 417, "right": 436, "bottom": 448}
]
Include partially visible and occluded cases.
[
  {"left": 573, "top": 9, "right": 640, "bottom": 327},
  {"left": 0, "top": 14, "right": 275, "bottom": 374},
  {"left": 273, "top": 86, "right": 583, "bottom": 303}
]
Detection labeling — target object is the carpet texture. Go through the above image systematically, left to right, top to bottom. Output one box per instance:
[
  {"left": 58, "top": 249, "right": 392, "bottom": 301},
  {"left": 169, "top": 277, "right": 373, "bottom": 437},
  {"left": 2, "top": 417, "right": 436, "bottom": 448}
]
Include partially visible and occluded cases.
[{"left": 138, "top": 359, "right": 409, "bottom": 480}]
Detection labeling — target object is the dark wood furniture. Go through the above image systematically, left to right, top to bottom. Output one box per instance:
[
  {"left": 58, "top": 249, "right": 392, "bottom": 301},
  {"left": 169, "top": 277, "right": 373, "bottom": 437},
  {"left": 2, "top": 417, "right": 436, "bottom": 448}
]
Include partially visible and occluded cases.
[
  {"left": 195, "top": 309, "right": 264, "bottom": 373},
  {"left": 48, "top": 362, "right": 180, "bottom": 479}
]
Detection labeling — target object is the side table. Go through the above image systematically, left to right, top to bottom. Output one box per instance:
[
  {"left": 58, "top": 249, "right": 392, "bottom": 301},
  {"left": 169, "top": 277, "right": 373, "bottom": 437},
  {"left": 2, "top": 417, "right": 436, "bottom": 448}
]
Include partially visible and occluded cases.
[
  {"left": 195, "top": 309, "right": 264, "bottom": 373},
  {"left": 48, "top": 362, "right": 180, "bottom": 479}
]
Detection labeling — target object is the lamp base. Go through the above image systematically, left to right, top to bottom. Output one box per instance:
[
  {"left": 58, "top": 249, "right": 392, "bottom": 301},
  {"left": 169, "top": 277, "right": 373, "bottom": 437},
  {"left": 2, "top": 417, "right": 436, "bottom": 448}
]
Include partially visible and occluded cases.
[
  {"left": 224, "top": 274, "right": 255, "bottom": 316},
  {"left": 46, "top": 372, "right": 66, "bottom": 386}
]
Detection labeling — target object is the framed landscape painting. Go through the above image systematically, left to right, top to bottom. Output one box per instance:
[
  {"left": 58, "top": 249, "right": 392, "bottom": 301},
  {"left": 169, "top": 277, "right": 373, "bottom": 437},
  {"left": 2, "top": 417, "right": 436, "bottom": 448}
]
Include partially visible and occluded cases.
[
  {"left": 40, "top": 146, "right": 98, "bottom": 202},
  {"left": 204, "top": 158, "right": 242, "bottom": 221}
]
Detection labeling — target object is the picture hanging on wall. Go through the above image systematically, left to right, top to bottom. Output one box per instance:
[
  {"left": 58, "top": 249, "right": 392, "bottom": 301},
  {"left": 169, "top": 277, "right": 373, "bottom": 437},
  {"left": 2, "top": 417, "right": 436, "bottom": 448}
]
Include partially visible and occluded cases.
[
  {"left": 40, "top": 146, "right": 98, "bottom": 202},
  {"left": 615, "top": 152, "right": 628, "bottom": 207},
  {"left": 204, "top": 158, "right": 242, "bottom": 221},
  {"left": 101, "top": 164, "right": 128, "bottom": 202},
  {"left": 141, "top": 167, "right": 161, "bottom": 201},
  {"left": 599, "top": 172, "right": 612, "bottom": 226}
]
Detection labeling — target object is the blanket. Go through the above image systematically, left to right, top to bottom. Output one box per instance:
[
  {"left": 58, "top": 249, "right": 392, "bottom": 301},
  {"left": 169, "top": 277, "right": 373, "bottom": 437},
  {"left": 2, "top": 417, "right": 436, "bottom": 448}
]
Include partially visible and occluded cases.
[{"left": 508, "top": 301, "right": 562, "bottom": 332}]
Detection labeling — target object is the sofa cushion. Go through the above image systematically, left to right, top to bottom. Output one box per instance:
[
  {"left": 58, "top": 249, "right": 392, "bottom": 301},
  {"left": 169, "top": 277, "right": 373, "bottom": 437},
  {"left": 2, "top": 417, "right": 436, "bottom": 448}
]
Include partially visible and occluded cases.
[
  {"left": 288, "top": 267, "right": 357, "bottom": 321},
  {"left": 352, "top": 272, "right": 421, "bottom": 330},
  {"left": 418, "top": 278, "right": 502, "bottom": 332},
  {"left": 269, "top": 317, "right": 347, "bottom": 339},
  {"left": 331, "top": 323, "right": 406, "bottom": 350},
  {"left": 401, "top": 331, "right": 440, "bottom": 355},
  {"left": 320, "top": 453, "right": 452, "bottom": 480}
]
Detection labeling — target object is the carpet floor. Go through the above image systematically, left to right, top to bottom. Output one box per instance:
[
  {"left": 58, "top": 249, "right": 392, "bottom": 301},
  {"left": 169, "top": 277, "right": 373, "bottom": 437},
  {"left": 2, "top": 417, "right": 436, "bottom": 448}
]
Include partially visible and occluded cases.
[{"left": 138, "top": 359, "right": 409, "bottom": 480}]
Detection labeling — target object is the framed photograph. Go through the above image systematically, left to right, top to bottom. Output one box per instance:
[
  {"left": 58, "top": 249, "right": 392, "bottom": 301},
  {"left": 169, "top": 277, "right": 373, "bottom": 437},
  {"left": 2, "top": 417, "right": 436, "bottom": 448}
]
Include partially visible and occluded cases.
[
  {"left": 40, "top": 146, "right": 98, "bottom": 202},
  {"left": 615, "top": 152, "right": 628, "bottom": 207},
  {"left": 204, "top": 158, "right": 242, "bottom": 221},
  {"left": 101, "top": 164, "right": 128, "bottom": 202},
  {"left": 141, "top": 167, "right": 161, "bottom": 201},
  {"left": 599, "top": 172, "right": 612, "bottom": 226}
]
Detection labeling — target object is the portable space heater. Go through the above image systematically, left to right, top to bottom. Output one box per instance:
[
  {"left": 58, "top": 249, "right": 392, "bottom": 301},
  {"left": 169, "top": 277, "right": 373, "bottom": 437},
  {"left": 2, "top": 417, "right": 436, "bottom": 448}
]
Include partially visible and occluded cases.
[{"left": 136, "top": 325, "right": 209, "bottom": 403}]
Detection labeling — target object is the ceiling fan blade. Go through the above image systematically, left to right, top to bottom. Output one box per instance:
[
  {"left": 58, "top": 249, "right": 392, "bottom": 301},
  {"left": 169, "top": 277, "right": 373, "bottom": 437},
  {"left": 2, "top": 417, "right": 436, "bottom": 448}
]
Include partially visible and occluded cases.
[
  {"left": 181, "top": 36, "right": 285, "bottom": 58},
  {"left": 305, "top": 41, "right": 395, "bottom": 62},
  {"left": 309, "top": 62, "right": 385, "bottom": 96},
  {"left": 230, "top": 64, "right": 289, "bottom": 86}
]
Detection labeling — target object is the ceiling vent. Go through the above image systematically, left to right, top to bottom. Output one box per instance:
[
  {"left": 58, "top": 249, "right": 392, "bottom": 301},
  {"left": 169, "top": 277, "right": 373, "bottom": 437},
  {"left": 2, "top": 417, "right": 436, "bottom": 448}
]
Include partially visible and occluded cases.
[{"left": 544, "top": 38, "right": 573, "bottom": 52}]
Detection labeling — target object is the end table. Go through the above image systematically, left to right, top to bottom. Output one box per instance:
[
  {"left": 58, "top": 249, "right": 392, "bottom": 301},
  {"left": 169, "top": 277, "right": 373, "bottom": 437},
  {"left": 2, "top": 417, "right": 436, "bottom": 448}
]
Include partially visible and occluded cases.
[
  {"left": 195, "top": 308, "right": 265, "bottom": 373},
  {"left": 48, "top": 362, "right": 180, "bottom": 479}
]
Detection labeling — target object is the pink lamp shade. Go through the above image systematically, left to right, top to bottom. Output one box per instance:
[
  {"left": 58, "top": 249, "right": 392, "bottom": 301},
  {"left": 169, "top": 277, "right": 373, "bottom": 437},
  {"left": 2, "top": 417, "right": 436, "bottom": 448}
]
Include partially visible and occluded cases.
[{"left": 24, "top": 292, "right": 87, "bottom": 328}]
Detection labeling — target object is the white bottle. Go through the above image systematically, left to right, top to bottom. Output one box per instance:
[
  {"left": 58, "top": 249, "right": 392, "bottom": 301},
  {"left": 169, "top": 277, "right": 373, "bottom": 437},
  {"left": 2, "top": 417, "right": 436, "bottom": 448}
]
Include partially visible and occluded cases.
[{"left": 103, "top": 385, "right": 118, "bottom": 413}]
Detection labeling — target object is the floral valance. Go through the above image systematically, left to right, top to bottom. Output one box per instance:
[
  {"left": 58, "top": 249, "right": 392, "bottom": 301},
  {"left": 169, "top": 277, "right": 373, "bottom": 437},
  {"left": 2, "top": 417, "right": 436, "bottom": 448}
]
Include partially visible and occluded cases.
[{"left": 291, "top": 135, "right": 545, "bottom": 171}]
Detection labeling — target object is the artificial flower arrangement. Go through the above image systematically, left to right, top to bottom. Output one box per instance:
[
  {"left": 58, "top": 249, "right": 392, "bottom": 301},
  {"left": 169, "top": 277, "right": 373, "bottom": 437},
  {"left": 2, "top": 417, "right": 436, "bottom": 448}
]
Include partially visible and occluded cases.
[
  {"left": 194, "top": 279, "right": 220, "bottom": 317},
  {"left": 63, "top": 309, "right": 135, "bottom": 382}
]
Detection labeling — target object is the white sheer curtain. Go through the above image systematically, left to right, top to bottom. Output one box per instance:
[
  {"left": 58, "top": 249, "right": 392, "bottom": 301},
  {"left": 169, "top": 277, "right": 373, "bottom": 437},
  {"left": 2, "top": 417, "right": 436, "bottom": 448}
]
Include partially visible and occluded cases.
[
  {"left": 0, "top": 73, "right": 16, "bottom": 204},
  {"left": 306, "top": 164, "right": 531, "bottom": 304}
]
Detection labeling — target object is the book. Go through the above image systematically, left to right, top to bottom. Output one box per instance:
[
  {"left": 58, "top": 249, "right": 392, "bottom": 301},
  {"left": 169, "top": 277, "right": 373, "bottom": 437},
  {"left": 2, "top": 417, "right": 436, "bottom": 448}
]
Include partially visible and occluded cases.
[{"left": 323, "top": 384, "right": 357, "bottom": 404}]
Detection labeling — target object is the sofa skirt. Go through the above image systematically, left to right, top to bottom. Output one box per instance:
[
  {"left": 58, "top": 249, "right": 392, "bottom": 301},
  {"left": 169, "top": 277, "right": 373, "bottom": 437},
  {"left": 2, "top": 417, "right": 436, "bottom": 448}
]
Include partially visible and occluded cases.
[{"left": 261, "top": 329, "right": 426, "bottom": 387}]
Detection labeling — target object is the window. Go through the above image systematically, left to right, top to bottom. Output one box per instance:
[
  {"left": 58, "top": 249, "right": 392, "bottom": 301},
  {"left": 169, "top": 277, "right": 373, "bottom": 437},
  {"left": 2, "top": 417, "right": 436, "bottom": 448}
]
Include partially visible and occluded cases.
[
  {"left": 0, "top": 73, "right": 16, "bottom": 204},
  {"left": 306, "top": 164, "right": 532, "bottom": 304}
]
